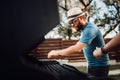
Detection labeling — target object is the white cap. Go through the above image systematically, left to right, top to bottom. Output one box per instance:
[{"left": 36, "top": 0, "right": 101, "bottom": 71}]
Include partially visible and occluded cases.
[{"left": 67, "top": 7, "right": 84, "bottom": 22}]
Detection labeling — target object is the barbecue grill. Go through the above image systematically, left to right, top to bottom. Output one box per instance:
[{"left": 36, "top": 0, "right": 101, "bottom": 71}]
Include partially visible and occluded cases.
[{"left": 21, "top": 55, "right": 90, "bottom": 80}]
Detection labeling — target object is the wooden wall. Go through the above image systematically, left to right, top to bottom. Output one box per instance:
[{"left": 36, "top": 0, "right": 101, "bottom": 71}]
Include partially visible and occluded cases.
[{"left": 29, "top": 38, "right": 120, "bottom": 62}]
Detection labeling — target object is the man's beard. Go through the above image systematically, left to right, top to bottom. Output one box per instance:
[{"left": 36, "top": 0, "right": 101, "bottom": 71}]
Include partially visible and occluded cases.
[{"left": 76, "top": 23, "right": 83, "bottom": 31}]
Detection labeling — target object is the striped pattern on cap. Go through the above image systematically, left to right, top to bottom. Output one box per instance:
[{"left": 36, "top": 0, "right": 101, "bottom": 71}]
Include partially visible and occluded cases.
[{"left": 67, "top": 7, "right": 84, "bottom": 22}]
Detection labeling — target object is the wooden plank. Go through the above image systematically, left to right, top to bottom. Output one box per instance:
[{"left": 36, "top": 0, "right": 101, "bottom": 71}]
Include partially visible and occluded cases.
[{"left": 29, "top": 38, "right": 120, "bottom": 62}]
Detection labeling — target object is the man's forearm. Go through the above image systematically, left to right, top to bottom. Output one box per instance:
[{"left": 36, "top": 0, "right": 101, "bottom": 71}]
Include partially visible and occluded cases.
[
  {"left": 103, "top": 34, "right": 120, "bottom": 52},
  {"left": 60, "top": 42, "right": 85, "bottom": 56},
  {"left": 60, "top": 45, "right": 81, "bottom": 56}
]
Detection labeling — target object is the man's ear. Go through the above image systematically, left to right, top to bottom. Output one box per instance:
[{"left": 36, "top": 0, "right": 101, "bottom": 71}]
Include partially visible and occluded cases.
[
  {"left": 78, "top": 16, "right": 82, "bottom": 21},
  {"left": 79, "top": 16, "right": 83, "bottom": 20}
]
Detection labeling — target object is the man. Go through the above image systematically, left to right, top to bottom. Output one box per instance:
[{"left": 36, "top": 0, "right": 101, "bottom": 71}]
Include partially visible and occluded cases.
[
  {"left": 47, "top": 7, "right": 110, "bottom": 78},
  {"left": 93, "top": 34, "right": 120, "bottom": 59}
]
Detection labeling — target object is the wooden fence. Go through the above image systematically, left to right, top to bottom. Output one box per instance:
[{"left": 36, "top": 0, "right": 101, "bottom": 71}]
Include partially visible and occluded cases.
[{"left": 29, "top": 38, "right": 120, "bottom": 62}]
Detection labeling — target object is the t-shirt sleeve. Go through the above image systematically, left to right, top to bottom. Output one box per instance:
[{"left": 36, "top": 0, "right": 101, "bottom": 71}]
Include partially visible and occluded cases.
[{"left": 80, "top": 26, "right": 97, "bottom": 45}]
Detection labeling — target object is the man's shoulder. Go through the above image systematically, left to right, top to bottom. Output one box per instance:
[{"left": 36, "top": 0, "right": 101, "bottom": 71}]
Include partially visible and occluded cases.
[
  {"left": 86, "top": 22, "right": 96, "bottom": 27},
  {"left": 82, "top": 23, "right": 98, "bottom": 36},
  {"left": 84, "top": 23, "right": 97, "bottom": 31}
]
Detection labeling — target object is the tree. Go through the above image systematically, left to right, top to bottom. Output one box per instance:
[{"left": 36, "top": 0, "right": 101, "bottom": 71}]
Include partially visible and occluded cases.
[
  {"left": 45, "top": 0, "right": 120, "bottom": 40},
  {"left": 91, "top": 0, "right": 120, "bottom": 38},
  {"left": 57, "top": 24, "right": 80, "bottom": 40}
]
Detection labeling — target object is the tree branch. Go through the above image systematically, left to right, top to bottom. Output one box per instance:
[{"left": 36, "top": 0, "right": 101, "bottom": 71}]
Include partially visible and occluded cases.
[
  {"left": 58, "top": 5, "right": 68, "bottom": 11},
  {"left": 103, "top": 21, "right": 120, "bottom": 38}
]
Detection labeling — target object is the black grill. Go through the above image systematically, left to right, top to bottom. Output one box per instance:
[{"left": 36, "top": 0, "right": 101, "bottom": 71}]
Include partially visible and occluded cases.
[{"left": 21, "top": 55, "right": 90, "bottom": 80}]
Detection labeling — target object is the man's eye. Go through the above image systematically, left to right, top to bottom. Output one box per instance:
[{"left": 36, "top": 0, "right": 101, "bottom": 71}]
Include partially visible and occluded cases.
[{"left": 69, "top": 20, "right": 74, "bottom": 24}]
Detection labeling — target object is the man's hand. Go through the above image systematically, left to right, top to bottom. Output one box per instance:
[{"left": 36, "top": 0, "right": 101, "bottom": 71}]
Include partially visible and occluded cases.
[
  {"left": 93, "top": 47, "right": 103, "bottom": 59},
  {"left": 47, "top": 50, "right": 61, "bottom": 59}
]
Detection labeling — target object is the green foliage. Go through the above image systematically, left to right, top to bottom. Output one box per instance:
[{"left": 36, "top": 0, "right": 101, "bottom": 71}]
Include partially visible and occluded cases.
[
  {"left": 57, "top": 0, "right": 120, "bottom": 38},
  {"left": 57, "top": 24, "right": 81, "bottom": 40},
  {"left": 58, "top": 26, "right": 71, "bottom": 39}
]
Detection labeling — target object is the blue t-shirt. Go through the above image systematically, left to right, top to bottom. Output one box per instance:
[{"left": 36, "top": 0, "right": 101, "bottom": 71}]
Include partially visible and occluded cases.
[{"left": 80, "top": 22, "right": 109, "bottom": 66}]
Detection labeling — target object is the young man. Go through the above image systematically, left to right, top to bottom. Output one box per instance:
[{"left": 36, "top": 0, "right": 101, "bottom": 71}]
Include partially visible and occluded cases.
[
  {"left": 47, "top": 7, "right": 110, "bottom": 78},
  {"left": 93, "top": 34, "right": 120, "bottom": 59}
]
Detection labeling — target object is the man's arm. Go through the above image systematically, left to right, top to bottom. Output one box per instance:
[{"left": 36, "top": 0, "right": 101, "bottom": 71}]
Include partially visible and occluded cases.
[
  {"left": 93, "top": 34, "right": 120, "bottom": 59},
  {"left": 103, "top": 34, "right": 120, "bottom": 52},
  {"left": 47, "top": 41, "right": 86, "bottom": 58}
]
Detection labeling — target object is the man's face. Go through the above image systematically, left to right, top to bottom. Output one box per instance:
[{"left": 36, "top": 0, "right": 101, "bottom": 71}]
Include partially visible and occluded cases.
[{"left": 68, "top": 16, "right": 83, "bottom": 32}]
